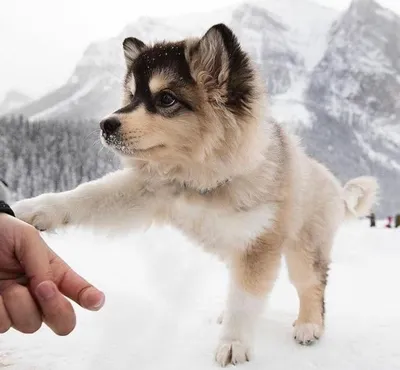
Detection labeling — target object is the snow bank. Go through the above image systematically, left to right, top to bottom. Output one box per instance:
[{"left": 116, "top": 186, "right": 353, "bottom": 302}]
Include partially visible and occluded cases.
[{"left": 0, "top": 221, "right": 399, "bottom": 369}]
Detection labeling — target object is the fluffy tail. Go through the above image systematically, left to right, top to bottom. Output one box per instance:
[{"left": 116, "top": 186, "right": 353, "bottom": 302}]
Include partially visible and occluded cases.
[{"left": 342, "top": 176, "right": 379, "bottom": 219}]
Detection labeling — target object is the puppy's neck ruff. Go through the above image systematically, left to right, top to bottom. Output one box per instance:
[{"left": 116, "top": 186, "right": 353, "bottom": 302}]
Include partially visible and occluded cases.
[{"left": 183, "top": 177, "right": 232, "bottom": 195}]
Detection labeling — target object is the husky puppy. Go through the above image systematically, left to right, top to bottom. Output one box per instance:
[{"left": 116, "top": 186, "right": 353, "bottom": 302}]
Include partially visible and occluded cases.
[{"left": 13, "top": 24, "right": 378, "bottom": 367}]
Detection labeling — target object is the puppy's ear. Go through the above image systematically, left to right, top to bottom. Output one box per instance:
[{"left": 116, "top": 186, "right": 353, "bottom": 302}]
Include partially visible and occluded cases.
[
  {"left": 188, "top": 24, "right": 241, "bottom": 90},
  {"left": 123, "top": 37, "right": 146, "bottom": 68}
]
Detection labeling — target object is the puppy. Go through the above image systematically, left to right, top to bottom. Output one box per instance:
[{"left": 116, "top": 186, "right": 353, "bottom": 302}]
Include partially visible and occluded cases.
[{"left": 13, "top": 24, "right": 378, "bottom": 367}]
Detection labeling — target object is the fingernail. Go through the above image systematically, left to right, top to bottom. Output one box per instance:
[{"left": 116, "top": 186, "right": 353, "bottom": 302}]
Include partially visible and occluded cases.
[
  {"left": 36, "top": 281, "right": 57, "bottom": 301},
  {"left": 90, "top": 291, "right": 105, "bottom": 310}
]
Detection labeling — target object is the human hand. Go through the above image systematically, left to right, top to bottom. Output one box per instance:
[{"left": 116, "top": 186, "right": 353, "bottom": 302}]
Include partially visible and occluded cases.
[{"left": 0, "top": 213, "right": 105, "bottom": 335}]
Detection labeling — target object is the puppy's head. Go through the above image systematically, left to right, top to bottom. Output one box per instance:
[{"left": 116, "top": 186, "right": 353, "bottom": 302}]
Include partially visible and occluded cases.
[{"left": 100, "top": 24, "right": 265, "bottom": 168}]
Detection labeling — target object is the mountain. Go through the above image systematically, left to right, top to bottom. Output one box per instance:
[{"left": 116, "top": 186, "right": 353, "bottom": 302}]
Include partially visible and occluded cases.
[
  {"left": 9, "top": 0, "right": 400, "bottom": 216},
  {"left": 12, "top": 0, "right": 334, "bottom": 121},
  {"left": 303, "top": 0, "right": 400, "bottom": 216},
  {"left": 0, "top": 90, "right": 32, "bottom": 115}
]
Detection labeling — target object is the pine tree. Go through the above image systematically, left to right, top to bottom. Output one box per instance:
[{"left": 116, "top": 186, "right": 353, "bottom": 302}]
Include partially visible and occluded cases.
[{"left": 0, "top": 116, "right": 119, "bottom": 200}]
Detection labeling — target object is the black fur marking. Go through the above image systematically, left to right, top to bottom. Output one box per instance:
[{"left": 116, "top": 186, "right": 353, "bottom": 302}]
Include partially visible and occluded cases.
[
  {"left": 210, "top": 24, "right": 257, "bottom": 116},
  {"left": 123, "top": 37, "right": 146, "bottom": 52},
  {"left": 123, "top": 37, "right": 146, "bottom": 67},
  {"left": 122, "top": 42, "right": 195, "bottom": 116},
  {"left": 133, "top": 42, "right": 194, "bottom": 84},
  {"left": 114, "top": 95, "right": 142, "bottom": 114},
  {"left": 0, "top": 179, "right": 8, "bottom": 188},
  {"left": 313, "top": 251, "right": 329, "bottom": 323}
]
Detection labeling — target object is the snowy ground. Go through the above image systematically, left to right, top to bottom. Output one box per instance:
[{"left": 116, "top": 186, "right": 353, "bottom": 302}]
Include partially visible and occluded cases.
[{"left": 0, "top": 220, "right": 399, "bottom": 369}]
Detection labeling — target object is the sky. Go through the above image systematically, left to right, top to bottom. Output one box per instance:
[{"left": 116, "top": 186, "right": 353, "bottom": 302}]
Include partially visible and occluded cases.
[{"left": 0, "top": 0, "right": 399, "bottom": 101}]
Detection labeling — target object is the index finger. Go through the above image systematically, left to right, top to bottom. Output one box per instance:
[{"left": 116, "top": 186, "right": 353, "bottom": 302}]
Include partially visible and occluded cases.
[{"left": 48, "top": 252, "right": 105, "bottom": 311}]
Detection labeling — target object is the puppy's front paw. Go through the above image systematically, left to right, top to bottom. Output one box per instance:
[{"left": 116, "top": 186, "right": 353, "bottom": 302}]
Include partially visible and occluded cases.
[
  {"left": 13, "top": 194, "right": 68, "bottom": 231},
  {"left": 293, "top": 323, "right": 323, "bottom": 346},
  {"left": 215, "top": 340, "right": 250, "bottom": 367}
]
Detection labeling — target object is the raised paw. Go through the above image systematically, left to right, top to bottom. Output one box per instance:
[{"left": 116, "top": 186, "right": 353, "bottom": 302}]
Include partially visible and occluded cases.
[
  {"left": 13, "top": 194, "right": 68, "bottom": 231},
  {"left": 293, "top": 323, "right": 323, "bottom": 346},
  {"left": 215, "top": 340, "right": 250, "bottom": 367}
]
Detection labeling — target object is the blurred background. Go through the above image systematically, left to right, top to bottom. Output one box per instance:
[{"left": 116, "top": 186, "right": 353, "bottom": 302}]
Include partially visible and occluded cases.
[{"left": 1, "top": 0, "right": 400, "bottom": 217}]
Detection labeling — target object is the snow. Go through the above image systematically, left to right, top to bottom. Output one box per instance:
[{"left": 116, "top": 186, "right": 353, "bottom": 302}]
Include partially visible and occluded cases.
[
  {"left": 270, "top": 2, "right": 336, "bottom": 71},
  {"left": 376, "top": 7, "right": 397, "bottom": 21},
  {"left": 68, "top": 75, "right": 80, "bottom": 85},
  {"left": 270, "top": 78, "right": 314, "bottom": 131},
  {"left": 0, "top": 90, "right": 32, "bottom": 115},
  {"left": 355, "top": 131, "right": 400, "bottom": 171},
  {"left": 0, "top": 220, "right": 399, "bottom": 369}
]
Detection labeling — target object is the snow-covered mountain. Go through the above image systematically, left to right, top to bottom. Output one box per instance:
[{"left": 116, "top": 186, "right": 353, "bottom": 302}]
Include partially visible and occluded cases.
[
  {"left": 9, "top": 0, "right": 400, "bottom": 215},
  {"left": 11, "top": 0, "right": 336, "bottom": 121},
  {"left": 302, "top": 0, "right": 400, "bottom": 216},
  {"left": 0, "top": 90, "right": 32, "bottom": 115}
]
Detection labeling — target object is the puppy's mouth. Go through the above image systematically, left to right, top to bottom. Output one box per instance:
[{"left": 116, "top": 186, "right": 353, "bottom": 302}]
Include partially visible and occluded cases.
[{"left": 101, "top": 135, "right": 164, "bottom": 156}]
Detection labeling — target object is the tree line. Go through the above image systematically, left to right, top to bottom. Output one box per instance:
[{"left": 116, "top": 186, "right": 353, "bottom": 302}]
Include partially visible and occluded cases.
[{"left": 0, "top": 116, "right": 119, "bottom": 201}]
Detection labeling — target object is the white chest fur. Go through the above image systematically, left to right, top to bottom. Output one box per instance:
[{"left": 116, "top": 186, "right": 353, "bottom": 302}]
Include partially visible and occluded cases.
[{"left": 170, "top": 197, "right": 277, "bottom": 255}]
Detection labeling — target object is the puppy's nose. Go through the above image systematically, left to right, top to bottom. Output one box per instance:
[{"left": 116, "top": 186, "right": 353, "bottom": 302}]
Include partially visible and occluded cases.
[{"left": 100, "top": 117, "right": 121, "bottom": 136}]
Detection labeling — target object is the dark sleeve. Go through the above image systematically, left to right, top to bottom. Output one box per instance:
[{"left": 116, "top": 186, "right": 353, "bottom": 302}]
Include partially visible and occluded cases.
[{"left": 0, "top": 201, "right": 15, "bottom": 217}]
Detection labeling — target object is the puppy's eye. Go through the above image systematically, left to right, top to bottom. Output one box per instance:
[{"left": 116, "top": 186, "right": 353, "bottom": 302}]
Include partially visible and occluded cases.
[{"left": 157, "top": 92, "right": 177, "bottom": 108}]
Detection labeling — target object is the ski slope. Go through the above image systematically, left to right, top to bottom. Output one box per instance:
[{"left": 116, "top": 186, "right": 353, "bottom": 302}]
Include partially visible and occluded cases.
[{"left": 0, "top": 220, "right": 399, "bottom": 369}]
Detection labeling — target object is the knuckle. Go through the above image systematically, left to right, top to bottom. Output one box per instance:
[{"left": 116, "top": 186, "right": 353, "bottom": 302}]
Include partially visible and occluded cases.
[
  {"left": 24, "top": 223, "right": 41, "bottom": 237},
  {"left": 3, "top": 284, "right": 24, "bottom": 300}
]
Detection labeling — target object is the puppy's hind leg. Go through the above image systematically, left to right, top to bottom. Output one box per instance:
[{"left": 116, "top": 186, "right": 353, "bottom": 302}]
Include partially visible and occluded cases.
[
  {"left": 215, "top": 234, "right": 282, "bottom": 367},
  {"left": 285, "top": 238, "right": 331, "bottom": 346}
]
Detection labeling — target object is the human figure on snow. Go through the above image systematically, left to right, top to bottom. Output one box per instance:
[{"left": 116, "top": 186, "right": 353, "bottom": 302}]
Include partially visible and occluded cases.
[
  {"left": 367, "top": 212, "right": 376, "bottom": 227},
  {"left": 395, "top": 214, "right": 400, "bottom": 228}
]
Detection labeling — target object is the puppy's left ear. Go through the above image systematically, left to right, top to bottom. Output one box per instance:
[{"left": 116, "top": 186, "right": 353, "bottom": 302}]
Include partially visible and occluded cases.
[
  {"left": 188, "top": 24, "right": 241, "bottom": 90},
  {"left": 123, "top": 37, "right": 146, "bottom": 68}
]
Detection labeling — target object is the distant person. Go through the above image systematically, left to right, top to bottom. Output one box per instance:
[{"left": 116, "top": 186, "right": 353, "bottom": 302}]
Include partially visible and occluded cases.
[
  {"left": 0, "top": 190, "right": 105, "bottom": 335},
  {"left": 367, "top": 212, "right": 376, "bottom": 227},
  {"left": 395, "top": 214, "right": 400, "bottom": 228},
  {"left": 385, "top": 216, "right": 393, "bottom": 228}
]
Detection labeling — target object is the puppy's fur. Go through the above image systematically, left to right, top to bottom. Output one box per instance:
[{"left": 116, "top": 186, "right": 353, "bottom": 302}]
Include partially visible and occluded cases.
[{"left": 13, "top": 24, "right": 378, "bottom": 367}]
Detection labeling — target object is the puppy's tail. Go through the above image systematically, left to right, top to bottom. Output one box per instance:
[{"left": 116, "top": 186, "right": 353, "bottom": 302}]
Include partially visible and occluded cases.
[{"left": 342, "top": 176, "right": 379, "bottom": 219}]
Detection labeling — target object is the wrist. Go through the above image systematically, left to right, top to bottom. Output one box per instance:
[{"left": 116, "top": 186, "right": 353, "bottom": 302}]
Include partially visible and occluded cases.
[{"left": 0, "top": 201, "right": 15, "bottom": 217}]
